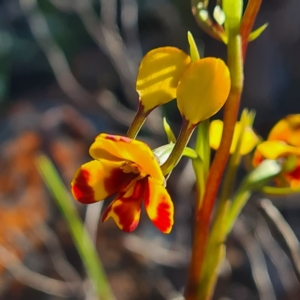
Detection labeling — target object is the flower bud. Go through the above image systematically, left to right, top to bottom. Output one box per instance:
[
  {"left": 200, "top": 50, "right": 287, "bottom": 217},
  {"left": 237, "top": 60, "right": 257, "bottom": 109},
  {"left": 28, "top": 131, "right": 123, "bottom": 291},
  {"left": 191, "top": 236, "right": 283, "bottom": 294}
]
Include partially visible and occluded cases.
[
  {"left": 136, "top": 47, "right": 191, "bottom": 112},
  {"left": 176, "top": 58, "right": 230, "bottom": 126}
]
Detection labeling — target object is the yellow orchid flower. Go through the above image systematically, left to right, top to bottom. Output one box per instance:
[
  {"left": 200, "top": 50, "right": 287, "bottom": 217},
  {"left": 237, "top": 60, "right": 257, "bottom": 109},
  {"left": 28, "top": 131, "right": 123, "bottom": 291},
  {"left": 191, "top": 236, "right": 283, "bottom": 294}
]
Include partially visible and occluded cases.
[
  {"left": 253, "top": 115, "right": 300, "bottom": 187},
  {"left": 209, "top": 119, "right": 259, "bottom": 155},
  {"left": 71, "top": 134, "right": 174, "bottom": 233}
]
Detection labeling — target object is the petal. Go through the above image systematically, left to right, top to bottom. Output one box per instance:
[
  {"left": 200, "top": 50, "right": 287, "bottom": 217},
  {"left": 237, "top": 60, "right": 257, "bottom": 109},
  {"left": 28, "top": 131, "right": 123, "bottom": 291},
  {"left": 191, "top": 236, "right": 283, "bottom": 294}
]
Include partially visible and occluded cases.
[
  {"left": 136, "top": 47, "right": 191, "bottom": 112},
  {"left": 177, "top": 58, "right": 231, "bottom": 126},
  {"left": 268, "top": 114, "right": 300, "bottom": 148},
  {"left": 210, "top": 120, "right": 259, "bottom": 155},
  {"left": 89, "top": 134, "right": 164, "bottom": 183},
  {"left": 254, "top": 141, "right": 300, "bottom": 161},
  {"left": 71, "top": 159, "right": 133, "bottom": 204},
  {"left": 286, "top": 163, "right": 300, "bottom": 187},
  {"left": 144, "top": 177, "right": 174, "bottom": 234},
  {"left": 102, "top": 179, "right": 145, "bottom": 232}
]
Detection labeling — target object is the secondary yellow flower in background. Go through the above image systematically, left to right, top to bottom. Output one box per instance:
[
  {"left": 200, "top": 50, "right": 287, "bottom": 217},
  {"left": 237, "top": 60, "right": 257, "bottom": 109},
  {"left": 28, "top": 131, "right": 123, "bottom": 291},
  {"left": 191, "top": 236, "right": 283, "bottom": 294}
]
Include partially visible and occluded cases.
[
  {"left": 136, "top": 47, "right": 191, "bottom": 112},
  {"left": 176, "top": 58, "right": 231, "bottom": 127},
  {"left": 267, "top": 114, "right": 300, "bottom": 147},
  {"left": 253, "top": 115, "right": 300, "bottom": 187},
  {"left": 210, "top": 119, "right": 259, "bottom": 155},
  {"left": 71, "top": 134, "right": 174, "bottom": 233}
]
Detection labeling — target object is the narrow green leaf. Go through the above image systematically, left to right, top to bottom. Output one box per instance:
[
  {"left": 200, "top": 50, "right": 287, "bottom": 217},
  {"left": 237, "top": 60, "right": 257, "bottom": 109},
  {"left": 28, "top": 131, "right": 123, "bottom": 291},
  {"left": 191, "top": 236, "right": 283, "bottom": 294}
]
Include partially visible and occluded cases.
[
  {"left": 248, "top": 23, "right": 269, "bottom": 42},
  {"left": 187, "top": 31, "right": 200, "bottom": 61},
  {"left": 163, "top": 117, "right": 176, "bottom": 143},
  {"left": 36, "top": 155, "right": 115, "bottom": 300},
  {"left": 226, "top": 159, "right": 282, "bottom": 234},
  {"left": 239, "top": 159, "right": 282, "bottom": 192},
  {"left": 262, "top": 186, "right": 300, "bottom": 195}
]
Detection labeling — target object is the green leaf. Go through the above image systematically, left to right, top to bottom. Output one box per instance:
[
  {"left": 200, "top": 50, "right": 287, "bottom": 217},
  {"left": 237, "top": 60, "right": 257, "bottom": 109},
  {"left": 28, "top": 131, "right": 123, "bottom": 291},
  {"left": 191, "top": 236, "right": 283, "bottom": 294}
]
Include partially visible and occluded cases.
[
  {"left": 249, "top": 23, "right": 269, "bottom": 42},
  {"left": 187, "top": 31, "right": 200, "bottom": 61},
  {"left": 163, "top": 117, "right": 176, "bottom": 143},
  {"left": 153, "top": 144, "right": 197, "bottom": 166},
  {"left": 36, "top": 155, "right": 115, "bottom": 300},
  {"left": 226, "top": 159, "right": 281, "bottom": 234},
  {"left": 239, "top": 159, "right": 282, "bottom": 192},
  {"left": 262, "top": 186, "right": 300, "bottom": 195}
]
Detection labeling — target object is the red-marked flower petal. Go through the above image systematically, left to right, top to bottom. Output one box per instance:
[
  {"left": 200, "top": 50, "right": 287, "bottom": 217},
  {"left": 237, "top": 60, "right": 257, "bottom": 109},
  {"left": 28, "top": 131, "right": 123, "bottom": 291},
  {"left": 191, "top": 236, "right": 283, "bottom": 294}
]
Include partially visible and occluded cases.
[
  {"left": 268, "top": 114, "right": 300, "bottom": 148},
  {"left": 89, "top": 134, "right": 164, "bottom": 183},
  {"left": 253, "top": 141, "right": 300, "bottom": 187},
  {"left": 71, "top": 159, "right": 133, "bottom": 204},
  {"left": 286, "top": 163, "right": 300, "bottom": 187},
  {"left": 144, "top": 177, "right": 174, "bottom": 234},
  {"left": 102, "top": 179, "right": 145, "bottom": 232}
]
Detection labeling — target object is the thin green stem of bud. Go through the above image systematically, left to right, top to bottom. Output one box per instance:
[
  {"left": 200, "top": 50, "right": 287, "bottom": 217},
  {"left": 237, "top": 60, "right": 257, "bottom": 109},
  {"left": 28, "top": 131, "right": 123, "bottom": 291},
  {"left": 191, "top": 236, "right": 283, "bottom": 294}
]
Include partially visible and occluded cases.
[
  {"left": 127, "top": 105, "right": 150, "bottom": 139},
  {"left": 161, "top": 119, "right": 195, "bottom": 175}
]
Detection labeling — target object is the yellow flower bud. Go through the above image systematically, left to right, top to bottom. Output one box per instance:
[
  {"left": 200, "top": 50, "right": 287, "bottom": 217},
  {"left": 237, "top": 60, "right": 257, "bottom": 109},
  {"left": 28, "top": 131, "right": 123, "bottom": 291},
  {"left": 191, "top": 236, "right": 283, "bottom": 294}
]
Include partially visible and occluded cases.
[
  {"left": 136, "top": 47, "right": 191, "bottom": 112},
  {"left": 176, "top": 58, "right": 231, "bottom": 126}
]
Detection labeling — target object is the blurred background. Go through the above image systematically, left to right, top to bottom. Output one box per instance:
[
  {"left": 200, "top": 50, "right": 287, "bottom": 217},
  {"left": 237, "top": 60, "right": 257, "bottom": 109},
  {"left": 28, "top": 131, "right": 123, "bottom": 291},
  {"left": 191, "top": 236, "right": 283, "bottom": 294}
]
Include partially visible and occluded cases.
[{"left": 1, "top": 0, "right": 300, "bottom": 299}]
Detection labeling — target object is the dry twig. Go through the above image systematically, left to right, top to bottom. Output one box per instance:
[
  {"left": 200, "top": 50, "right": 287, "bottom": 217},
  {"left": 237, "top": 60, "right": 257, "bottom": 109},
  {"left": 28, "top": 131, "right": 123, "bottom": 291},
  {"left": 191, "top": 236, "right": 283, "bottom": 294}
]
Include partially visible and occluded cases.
[
  {"left": 258, "top": 199, "right": 300, "bottom": 282},
  {"left": 254, "top": 215, "right": 300, "bottom": 296},
  {"left": 234, "top": 218, "right": 276, "bottom": 300},
  {"left": 33, "top": 224, "right": 85, "bottom": 297},
  {"left": 0, "top": 245, "right": 81, "bottom": 298}
]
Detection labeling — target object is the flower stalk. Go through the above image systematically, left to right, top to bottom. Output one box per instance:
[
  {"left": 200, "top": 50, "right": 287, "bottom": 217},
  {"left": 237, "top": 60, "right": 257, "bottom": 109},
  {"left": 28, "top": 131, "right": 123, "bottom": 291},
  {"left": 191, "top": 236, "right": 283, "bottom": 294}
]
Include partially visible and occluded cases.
[
  {"left": 185, "top": 1, "right": 244, "bottom": 299},
  {"left": 127, "top": 105, "right": 149, "bottom": 138},
  {"left": 161, "top": 120, "right": 195, "bottom": 175}
]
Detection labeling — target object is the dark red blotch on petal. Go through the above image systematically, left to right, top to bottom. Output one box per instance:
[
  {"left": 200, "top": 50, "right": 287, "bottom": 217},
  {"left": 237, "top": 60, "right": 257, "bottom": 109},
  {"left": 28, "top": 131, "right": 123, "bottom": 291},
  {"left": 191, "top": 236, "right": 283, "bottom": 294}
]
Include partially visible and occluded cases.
[
  {"left": 105, "top": 134, "right": 132, "bottom": 143},
  {"left": 287, "top": 165, "right": 300, "bottom": 184},
  {"left": 103, "top": 167, "right": 134, "bottom": 196},
  {"left": 72, "top": 169, "right": 95, "bottom": 204},
  {"left": 102, "top": 180, "right": 146, "bottom": 232},
  {"left": 101, "top": 197, "right": 141, "bottom": 233},
  {"left": 152, "top": 198, "right": 172, "bottom": 233},
  {"left": 113, "top": 203, "right": 140, "bottom": 232}
]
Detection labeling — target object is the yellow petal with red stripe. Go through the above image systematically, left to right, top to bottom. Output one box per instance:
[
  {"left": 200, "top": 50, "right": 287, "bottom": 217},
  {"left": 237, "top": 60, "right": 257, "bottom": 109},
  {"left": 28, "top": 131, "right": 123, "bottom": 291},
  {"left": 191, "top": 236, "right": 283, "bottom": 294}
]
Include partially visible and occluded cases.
[
  {"left": 136, "top": 47, "right": 191, "bottom": 112},
  {"left": 268, "top": 114, "right": 300, "bottom": 148},
  {"left": 89, "top": 134, "right": 163, "bottom": 183},
  {"left": 71, "top": 159, "right": 132, "bottom": 204},
  {"left": 285, "top": 162, "right": 300, "bottom": 187},
  {"left": 144, "top": 177, "right": 174, "bottom": 234},
  {"left": 102, "top": 179, "right": 145, "bottom": 232}
]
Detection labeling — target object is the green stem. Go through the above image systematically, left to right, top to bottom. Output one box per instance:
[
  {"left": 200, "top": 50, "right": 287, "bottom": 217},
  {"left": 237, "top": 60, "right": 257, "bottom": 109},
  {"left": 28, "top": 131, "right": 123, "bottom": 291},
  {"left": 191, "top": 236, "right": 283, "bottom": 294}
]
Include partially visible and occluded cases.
[
  {"left": 185, "top": 2, "right": 244, "bottom": 299},
  {"left": 127, "top": 105, "right": 150, "bottom": 139},
  {"left": 198, "top": 111, "right": 250, "bottom": 298},
  {"left": 192, "top": 119, "right": 210, "bottom": 209},
  {"left": 161, "top": 120, "right": 195, "bottom": 175},
  {"left": 36, "top": 155, "right": 115, "bottom": 300},
  {"left": 226, "top": 190, "right": 251, "bottom": 234}
]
